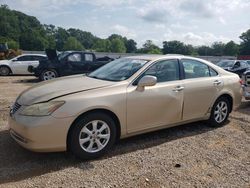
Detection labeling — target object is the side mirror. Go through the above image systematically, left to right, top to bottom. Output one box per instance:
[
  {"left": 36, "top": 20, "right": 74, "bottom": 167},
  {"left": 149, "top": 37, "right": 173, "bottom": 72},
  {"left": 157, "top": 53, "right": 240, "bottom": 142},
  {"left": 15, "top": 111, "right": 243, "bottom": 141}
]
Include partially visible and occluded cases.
[{"left": 137, "top": 75, "right": 157, "bottom": 91}]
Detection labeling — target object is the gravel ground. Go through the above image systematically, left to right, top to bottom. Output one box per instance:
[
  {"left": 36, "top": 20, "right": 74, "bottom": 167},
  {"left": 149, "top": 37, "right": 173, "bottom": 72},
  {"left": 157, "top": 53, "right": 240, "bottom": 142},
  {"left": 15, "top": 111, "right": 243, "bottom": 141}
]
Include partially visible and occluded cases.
[{"left": 0, "top": 76, "right": 249, "bottom": 188}]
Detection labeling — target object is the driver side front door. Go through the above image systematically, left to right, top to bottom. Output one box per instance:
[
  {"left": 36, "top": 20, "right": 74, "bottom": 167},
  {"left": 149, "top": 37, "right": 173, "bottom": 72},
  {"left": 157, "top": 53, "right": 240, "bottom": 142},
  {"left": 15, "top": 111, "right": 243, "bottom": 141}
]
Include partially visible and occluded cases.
[{"left": 126, "top": 59, "right": 184, "bottom": 133}]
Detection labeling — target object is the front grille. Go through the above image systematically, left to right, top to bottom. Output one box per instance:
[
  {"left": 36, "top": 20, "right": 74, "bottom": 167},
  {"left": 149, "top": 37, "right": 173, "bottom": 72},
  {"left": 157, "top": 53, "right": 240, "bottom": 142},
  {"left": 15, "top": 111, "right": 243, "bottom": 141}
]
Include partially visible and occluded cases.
[{"left": 11, "top": 102, "right": 21, "bottom": 115}]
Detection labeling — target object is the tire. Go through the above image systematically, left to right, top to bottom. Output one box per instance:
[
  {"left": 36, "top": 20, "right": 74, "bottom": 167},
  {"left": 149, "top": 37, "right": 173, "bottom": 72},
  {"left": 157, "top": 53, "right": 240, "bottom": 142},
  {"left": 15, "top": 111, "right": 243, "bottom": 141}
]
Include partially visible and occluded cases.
[
  {"left": 0, "top": 66, "right": 11, "bottom": 76},
  {"left": 40, "top": 69, "right": 58, "bottom": 81},
  {"left": 208, "top": 97, "right": 230, "bottom": 127},
  {"left": 69, "top": 112, "right": 117, "bottom": 160}
]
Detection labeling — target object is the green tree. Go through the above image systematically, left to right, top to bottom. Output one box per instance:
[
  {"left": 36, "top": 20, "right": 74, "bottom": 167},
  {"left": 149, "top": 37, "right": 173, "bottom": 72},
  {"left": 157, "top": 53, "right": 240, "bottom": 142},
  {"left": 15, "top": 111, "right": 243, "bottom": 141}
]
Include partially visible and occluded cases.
[
  {"left": 55, "top": 27, "right": 69, "bottom": 50},
  {"left": 67, "top": 28, "right": 97, "bottom": 49},
  {"left": 19, "top": 29, "right": 48, "bottom": 50},
  {"left": 239, "top": 29, "right": 250, "bottom": 55},
  {"left": 63, "top": 36, "right": 84, "bottom": 51},
  {"left": 110, "top": 38, "right": 126, "bottom": 53},
  {"left": 92, "top": 39, "right": 111, "bottom": 52},
  {"left": 125, "top": 39, "right": 137, "bottom": 53},
  {"left": 7, "top": 40, "right": 19, "bottom": 49},
  {"left": 138, "top": 40, "right": 161, "bottom": 54},
  {"left": 162, "top": 40, "right": 188, "bottom": 55},
  {"left": 223, "top": 41, "right": 239, "bottom": 56},
  {"left": 211, "top": 42, "right": 225, "bottom": 56},
  {"left": 197, "top": 45, "right": 213, "bottom": 56}
]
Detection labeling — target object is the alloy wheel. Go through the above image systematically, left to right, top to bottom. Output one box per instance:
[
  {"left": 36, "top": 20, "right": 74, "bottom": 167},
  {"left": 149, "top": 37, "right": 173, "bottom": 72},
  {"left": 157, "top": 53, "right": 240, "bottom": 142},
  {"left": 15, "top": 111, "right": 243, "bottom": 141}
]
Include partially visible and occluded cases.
[
  {"left": 0, "top": 67, "right": 10, "bottom": 76},
  {"left": 43, "top": 70, "right": 56, "bottom": 80},
  {"left": 214, "top": 101, "right": 228, "bottom": 123},
  {"left": 78, "top": 120, "right": 111, "bottom": 153}
]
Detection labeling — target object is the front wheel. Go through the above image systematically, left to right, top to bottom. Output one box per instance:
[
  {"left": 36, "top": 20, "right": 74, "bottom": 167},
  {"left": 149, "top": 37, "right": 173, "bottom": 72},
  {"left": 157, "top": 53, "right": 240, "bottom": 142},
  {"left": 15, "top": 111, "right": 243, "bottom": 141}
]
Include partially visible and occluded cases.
[
  {"left": 0, "top": 66, "right": 10, "bottom": 76},
  {"left": 40, "top": 69, "right": 58, "bottom": 81},
  {"left": 208, "top": 97, "right": 230, "bottom": 127},
  {"left": 69, "top": 112, "right": 117, "bottom": 160}
]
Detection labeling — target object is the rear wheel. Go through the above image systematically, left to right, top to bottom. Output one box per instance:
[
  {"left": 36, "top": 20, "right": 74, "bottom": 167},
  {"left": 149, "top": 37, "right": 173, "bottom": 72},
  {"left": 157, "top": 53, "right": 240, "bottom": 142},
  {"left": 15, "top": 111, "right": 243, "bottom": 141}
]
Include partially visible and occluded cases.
[
  {"left": 0, "top": 66, "right": 10, "bottom": 76},
  {"left": 40, "top": 69, "right": 58, "bottom": 81},
  {"left": 208, "top": 97, "right": 230, "bottom": 127},
  {"left": 69, "top": 112, "right": 117, "bottom": 160}
]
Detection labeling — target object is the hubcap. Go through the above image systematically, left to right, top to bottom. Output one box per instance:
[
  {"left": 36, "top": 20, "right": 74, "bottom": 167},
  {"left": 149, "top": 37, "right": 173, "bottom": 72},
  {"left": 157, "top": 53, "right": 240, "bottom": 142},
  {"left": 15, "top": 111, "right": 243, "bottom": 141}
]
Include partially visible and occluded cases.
[
  {"left": 0, "top": 67, "right": 9, "bottom": 76},
  {"left": 43, "top": 71, "right": 56, "bottom": 80},
  {"left": 214, "top": 101, "right": 228, "bottom": 123},
  {"left": 79, "top": 120, "right": 110, "bottom": 153}
]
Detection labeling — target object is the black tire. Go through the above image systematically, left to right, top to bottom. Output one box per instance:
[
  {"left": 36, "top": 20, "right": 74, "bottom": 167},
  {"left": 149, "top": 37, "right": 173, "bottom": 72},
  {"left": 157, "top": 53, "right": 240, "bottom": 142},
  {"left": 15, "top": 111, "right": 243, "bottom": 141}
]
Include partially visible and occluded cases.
[
  {"left": 0, "top": 66, "right": 11, "bottom": 76},
  {"left": 39, "top": 69, "right": 58, "bottom": 81},
  {"left": 208, "top": 97, "right": 230, "bottom": 127},
  {"left": 69, "top": 112, "right": 117, "bottom": 160}
]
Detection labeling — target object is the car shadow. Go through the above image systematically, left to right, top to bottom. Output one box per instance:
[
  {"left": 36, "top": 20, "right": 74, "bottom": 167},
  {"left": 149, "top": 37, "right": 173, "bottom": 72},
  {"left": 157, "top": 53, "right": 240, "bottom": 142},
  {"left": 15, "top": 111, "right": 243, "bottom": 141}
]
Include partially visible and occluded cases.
[
  {"left": 11, "top": 78, "right": 39, "bottom": 84},
  {"left": 0, "top": 121, "right": 220, "bottom": 184}
]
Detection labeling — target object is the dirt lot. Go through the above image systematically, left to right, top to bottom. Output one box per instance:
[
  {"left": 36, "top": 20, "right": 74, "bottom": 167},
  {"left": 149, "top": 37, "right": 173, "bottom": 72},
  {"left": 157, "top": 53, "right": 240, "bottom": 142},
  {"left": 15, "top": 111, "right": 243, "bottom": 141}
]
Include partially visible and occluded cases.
[{"left": 0, "top": 76, "right": 249, "bottom": 188}]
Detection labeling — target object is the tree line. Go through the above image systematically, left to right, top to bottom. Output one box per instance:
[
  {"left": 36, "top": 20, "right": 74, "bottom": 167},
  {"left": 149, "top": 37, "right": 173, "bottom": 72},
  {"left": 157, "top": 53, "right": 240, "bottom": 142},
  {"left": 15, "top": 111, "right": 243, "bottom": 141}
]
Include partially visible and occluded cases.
[{"left": 0, "top": 5, "right": 250, "bottom": 56}]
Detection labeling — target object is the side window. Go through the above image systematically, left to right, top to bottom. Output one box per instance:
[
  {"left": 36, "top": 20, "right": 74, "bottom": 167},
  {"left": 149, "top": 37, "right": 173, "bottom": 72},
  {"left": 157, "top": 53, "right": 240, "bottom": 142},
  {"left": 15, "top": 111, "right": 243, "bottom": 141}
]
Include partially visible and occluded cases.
[
  {"left": 68, "top": 53, "right": 81, "bottom": 62},
  {"left": 85, "top": 54, "right": 94, "bottom": 62},
  {"left": 16, "top": 56, "right": 32, "bottom": 61},
  {"left": 32, "top": 56, "right": 46, "bottom": 61},
  {"left": 142, "top": 59, "right": 180, "bottom": 83},
  {"left": 182, "top": 59, "right": 210, "bottom": 79},
  {"left": 209, "top": 67, "right": 218, "bottom": 77}
]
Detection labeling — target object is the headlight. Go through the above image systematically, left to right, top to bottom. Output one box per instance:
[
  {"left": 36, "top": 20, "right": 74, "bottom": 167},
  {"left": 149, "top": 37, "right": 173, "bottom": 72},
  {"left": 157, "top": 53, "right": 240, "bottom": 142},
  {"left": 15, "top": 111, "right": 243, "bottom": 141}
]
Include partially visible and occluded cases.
[{"left": 20, "top": 101, "right": 65, "bottom": 116}]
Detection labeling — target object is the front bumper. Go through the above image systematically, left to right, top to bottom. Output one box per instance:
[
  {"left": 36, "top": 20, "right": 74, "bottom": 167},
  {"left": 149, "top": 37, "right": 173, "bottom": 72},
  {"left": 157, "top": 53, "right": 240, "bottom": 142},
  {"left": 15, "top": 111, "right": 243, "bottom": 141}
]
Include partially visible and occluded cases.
[{"left": 9, "top": 113, "right": 75, "bottom": 152}]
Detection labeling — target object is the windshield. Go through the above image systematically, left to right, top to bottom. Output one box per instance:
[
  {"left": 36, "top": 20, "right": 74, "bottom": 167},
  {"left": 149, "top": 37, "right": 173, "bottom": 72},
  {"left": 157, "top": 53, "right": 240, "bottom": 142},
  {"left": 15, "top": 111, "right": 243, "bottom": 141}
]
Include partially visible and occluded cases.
[
  {"left": 58, "top": 51, "right": 70, "bottom": 60},
  {"left": 88, "top": 58, "right": 148, "bottom": 81},
  {"left": 217, "top": 60, "right": 235, "bottom": 68}
]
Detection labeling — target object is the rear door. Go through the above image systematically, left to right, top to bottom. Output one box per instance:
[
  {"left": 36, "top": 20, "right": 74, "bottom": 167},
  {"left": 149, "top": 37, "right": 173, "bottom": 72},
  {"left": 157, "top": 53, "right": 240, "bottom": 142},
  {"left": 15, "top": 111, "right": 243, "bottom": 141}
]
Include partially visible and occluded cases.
[{"left": 180, "top": 58, "right": 222, "bottom": 121}]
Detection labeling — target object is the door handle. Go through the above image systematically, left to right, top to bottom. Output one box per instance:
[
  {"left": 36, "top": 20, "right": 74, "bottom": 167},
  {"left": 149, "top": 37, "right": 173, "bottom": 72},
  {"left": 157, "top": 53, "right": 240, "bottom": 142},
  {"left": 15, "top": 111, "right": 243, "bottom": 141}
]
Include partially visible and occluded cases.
[
  {"left": 213, "top": 80, "right": 222, "bottom": 85},
  {"left": 173, "top": 86, "right": 184, "bottom": 92}
]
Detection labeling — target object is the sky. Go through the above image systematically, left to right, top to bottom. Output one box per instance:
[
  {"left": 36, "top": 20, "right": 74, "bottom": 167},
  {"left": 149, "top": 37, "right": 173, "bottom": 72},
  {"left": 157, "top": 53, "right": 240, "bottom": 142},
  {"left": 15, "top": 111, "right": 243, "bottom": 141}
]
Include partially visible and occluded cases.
[{"left": 1, "top": 0, "right": 250, "bottom": 47}]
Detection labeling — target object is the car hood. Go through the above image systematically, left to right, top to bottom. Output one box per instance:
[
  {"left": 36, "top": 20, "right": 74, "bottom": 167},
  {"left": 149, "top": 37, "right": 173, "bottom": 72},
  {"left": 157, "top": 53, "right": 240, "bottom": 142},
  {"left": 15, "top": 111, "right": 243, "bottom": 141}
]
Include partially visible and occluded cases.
[{"left": 17, "top": 75, "right": 114, "bottom": 105}]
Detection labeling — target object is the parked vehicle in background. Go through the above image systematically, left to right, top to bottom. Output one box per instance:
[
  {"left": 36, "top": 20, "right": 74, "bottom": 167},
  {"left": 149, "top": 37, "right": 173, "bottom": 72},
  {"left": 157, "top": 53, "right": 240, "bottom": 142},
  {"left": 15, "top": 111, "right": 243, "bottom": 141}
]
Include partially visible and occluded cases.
[
  {"left": 0, "top": 43, "right": 22, "bottom": 60},
  {"left": 28, "top": 49, "right": 114, "bottom": 81},
  {"left": 0, "top": 54, "right": 47, "bottom": 76},
  {"left": 9, "top": 55, "right": 242, "bottom": 160},
  {"left": 216, "top": 60, "right": 250, "bottom": 77},
  {"left": 245, "top": 60, "right": 250, "bottom": 66},
  {"left": 242, "top": 70, "right": 250, "bottom": 100}
]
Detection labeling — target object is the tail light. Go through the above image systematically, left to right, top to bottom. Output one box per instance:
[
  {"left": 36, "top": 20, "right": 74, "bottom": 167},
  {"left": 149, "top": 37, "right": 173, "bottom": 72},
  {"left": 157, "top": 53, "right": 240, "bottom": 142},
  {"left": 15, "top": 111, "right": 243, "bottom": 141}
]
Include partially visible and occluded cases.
[{"left": 239, "top": 79, "right": 243, "bottom": 85}]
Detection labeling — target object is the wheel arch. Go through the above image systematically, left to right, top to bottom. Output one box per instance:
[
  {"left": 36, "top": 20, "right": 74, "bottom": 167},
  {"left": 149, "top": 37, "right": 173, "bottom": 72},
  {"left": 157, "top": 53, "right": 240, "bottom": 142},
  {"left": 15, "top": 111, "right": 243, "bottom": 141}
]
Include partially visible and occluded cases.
[{"left": 66, "top": 108, "right": 121, "bottom": 151}]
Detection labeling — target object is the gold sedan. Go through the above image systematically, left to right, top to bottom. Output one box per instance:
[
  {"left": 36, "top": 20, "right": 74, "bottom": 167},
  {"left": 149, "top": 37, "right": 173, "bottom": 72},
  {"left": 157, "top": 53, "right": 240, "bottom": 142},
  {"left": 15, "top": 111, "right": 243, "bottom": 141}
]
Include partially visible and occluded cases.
[{"left": 9, "top": 55, "right": 242, "bottom": 159}]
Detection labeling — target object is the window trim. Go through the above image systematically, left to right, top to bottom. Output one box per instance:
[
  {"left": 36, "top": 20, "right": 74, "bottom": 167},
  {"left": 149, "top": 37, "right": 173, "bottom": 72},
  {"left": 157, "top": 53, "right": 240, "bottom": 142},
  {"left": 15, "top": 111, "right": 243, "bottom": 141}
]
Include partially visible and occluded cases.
[
  {"left": 132, "top": 58, "right": 181, "bottom": 86},
  {"left": 180, "top": 58, "right": 218, "bottom": 79}
]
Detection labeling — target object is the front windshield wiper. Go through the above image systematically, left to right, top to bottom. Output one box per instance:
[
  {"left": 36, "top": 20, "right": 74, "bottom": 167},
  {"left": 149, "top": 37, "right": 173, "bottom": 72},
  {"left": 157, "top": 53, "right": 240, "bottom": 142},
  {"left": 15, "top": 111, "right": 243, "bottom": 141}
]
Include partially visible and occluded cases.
[{"left": 87, "top": 75, "right": 118, "bottom": 82}]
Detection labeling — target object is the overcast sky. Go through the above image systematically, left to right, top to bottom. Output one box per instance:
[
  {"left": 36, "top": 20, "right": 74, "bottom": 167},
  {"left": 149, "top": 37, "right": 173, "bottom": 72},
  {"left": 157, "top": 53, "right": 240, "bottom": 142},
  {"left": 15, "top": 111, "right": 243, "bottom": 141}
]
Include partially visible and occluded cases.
[{"left": 1, "top": 0, "right": 250, "bottom": 47}]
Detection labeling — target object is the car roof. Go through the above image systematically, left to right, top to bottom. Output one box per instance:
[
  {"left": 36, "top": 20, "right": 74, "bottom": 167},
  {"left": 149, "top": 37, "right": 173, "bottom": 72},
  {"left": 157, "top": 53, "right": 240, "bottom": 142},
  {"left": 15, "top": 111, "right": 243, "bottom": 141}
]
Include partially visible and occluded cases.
[
  {"left": 20, "top": 54, "right": 46, "bottom": 56},
  {"left": 125, "top": 54, "right": 186, "bottom": 61}
]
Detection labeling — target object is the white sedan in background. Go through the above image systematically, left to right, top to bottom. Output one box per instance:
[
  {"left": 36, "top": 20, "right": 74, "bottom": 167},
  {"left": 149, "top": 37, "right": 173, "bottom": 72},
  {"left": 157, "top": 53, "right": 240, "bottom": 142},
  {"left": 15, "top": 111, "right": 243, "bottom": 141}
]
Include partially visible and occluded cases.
[{"left": 0, "top": 54, "right": 47, "bottom": 76}]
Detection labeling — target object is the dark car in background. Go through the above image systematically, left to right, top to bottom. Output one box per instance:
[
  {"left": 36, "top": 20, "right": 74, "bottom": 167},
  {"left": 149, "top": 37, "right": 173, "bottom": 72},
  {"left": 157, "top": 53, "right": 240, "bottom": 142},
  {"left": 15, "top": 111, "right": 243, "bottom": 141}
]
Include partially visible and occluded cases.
[
  {"left": 28, "top": 49, "right": 114, "bottom": 81},
  {"left": 216, "top": 60, "right": 250, "bottom": 77}
]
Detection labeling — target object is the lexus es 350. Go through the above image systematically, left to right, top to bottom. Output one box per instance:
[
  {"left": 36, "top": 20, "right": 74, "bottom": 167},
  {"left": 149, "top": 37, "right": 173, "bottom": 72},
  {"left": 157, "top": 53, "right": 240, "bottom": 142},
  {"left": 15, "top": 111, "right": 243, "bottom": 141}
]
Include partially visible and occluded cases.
[{"left": 9, "top": 55, "right": 242, "bottom": 159}]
